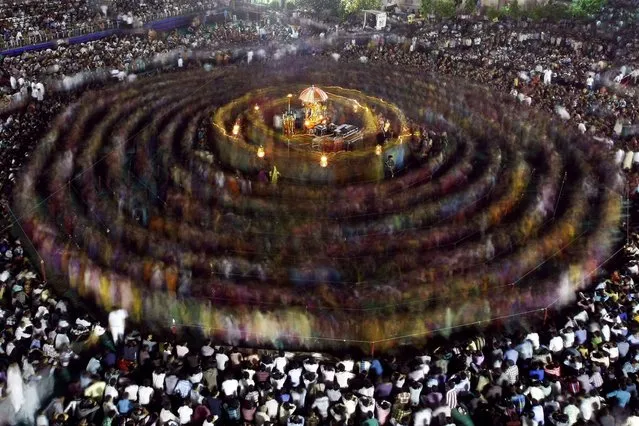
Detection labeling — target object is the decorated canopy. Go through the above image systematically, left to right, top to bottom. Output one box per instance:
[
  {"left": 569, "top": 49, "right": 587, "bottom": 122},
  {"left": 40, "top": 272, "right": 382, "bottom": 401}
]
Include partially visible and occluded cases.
[{"left": 299, "top": 85, "right": 328, "bottom": 103}]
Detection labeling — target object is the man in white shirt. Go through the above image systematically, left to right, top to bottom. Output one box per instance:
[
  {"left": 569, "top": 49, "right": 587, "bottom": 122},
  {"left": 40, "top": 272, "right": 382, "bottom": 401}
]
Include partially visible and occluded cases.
[
  {"left": 35, "top": 82, "right": 45, "bottom": 102},
  {"left": 578, "top": 122, "right": 587, "bottom": 134},
  {"left": 108, "top": 308, "right": 127, "bottom": 345},
  {"left": 561, "top": 328, "right": 575, "bottom": 348},
  {"left": 525, "top": 332, "right": 540, "bottom": 350},
  {"left": 548, "top": 334, "right": 564, "bottom": 353},
  {"left": 176, "top": 342, "right": 189, "bottom": 358},
  {"left": 215, "top": 351, "right": 229, "bottom": 372},
  {"left": 274, "top": 351, "right": 288, "bottom": 372},
  {"left": 340, "top": 356, "right": 354, "bottom": 372},
  {"left": 288, "top": 364, "right": 303, "bottom": 387},
  {"left": 320, "top": 365, "right": 335, "bottom": 383},
  {"left": 335, "top": 365, "right": 354, "bottom": 389},
  {"left": 152, "top": 369, "right": 166, "bottom": 390},
  {"left": 271, "top": 371, "right": 286, "bottom": 390},
  {"left": 221, "top": 376, "right": 239, "bottom": 398},
  {"left": 104, "top": 378, "right": 119, "bottom": 400},
  {"left": 138, "top": 380, "right": 154, "bottom": 406},
  {"left": 524, "top": 382, "right": 545, "bottom": 402},
  {"left": 124, "top": 384, "right": 139, "bottom": 402},
  {"left": 311, "top": 393, "right": 330, "bottom": 419},
  {"left": 264, "top": 394, "right": 279, "bottom": 419},
  {"left": 579, "top": 395, "right": 597, "bottom": 421},
  {"left": 563, "top": 398, "right": 580, "bottom": 425},
  {"left": 160, "top": 402, "right": 179, "bottom": 424},
  {"left": 177, "top": 402, "right": 193, "bottom": 425},
  {"left": 432, "top": 402, "right": 451, "bottom": 420},
  {"left": 413, "top": 405, "right": 432, "bottom": 425},
  {"left": 625, "top": 414, "right": 639, "bottom": 426}
]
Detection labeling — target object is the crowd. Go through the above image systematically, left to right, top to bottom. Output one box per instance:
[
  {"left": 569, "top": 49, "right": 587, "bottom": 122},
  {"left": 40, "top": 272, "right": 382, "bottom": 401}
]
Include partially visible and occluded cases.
[
  {"left": 0, "top": 0, "right": 220, "bottom": 49},
  {"left": 0, "top": 2, "right": 638, "bottom": 426},
  {"left": 1, "top": 5, "right": 638, "bottom": 145},
  {"left": 0, "top": 17, "right": 307, "bottom": 106},
  {"left": 6, "top": 228, "right": 639, "bottom": 426}
]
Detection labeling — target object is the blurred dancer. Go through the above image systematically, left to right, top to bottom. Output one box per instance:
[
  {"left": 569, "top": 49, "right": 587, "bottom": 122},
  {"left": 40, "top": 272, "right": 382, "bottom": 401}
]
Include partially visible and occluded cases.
[{"left": 108, "top": 308, "right": 128, "bottom": 345}]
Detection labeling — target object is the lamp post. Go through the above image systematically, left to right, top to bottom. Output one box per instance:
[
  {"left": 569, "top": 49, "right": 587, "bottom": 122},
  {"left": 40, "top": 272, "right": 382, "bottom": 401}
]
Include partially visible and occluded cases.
[{"left": 287, "top": 93, "right": 293, "bottom": 113}]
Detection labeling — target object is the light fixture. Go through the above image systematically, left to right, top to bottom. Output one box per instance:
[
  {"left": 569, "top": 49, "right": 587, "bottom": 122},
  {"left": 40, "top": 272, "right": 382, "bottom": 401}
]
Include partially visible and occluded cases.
[
  {"left": 287, "top": 94, "right": 293, "bottom": 112},
  {"left": 254, "top": 104, "right": 260, "bottom": 111},
  {"left": 384, "top": 120, "right": 390, "bottom": 133},
  {"left": 232, "top": 121, "right": 240, "bottom": 136},
  {"left": 375, "top": 144, "right": 382, "bottom": 156},
  {"left": 257, "top": 146, "right": 265, "bottom": 158},
  {"left": 320, "top": 155, "right": 328, "bottom": 168}
]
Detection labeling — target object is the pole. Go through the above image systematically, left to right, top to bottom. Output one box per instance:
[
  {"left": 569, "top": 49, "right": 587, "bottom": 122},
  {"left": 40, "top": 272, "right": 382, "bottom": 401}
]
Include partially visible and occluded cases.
[
  {"left": 553, "top": 172, "right": 567, "bottom": 219},
  {"left": 628, "top": 183, "right": 631, "bottom": 242},
  {"left": 40, "top": 260, "right": 47, "bottom": 282}
]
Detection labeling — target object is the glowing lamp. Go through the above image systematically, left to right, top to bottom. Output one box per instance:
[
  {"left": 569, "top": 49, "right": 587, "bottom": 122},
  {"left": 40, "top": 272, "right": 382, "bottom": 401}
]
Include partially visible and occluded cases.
[
  {"left": 287, "top": 93, "right": 293, "bottom": 112},
  {"left": 254, "top": 104, "right": 260, "bottom": 112},
  {"left": 304, "top": 119, "right": 311, "bottom": 128},
  {"left": 232, "top": 122, "right": 240, "bottom": 136},
  {"left": 375, "top": 144, "right": 382, "bottom": 156},
  {"left": 257, "top": 146, "right": 265, "bottom": 158},
  {"left": 320, "top": 155, "right": 328, "bottom": 168}
]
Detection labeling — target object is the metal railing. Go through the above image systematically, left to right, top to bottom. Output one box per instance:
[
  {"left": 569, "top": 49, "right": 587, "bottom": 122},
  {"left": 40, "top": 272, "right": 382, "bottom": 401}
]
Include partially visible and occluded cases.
[{"left": 0, "top": 19, "right": 119, "bottom": 49}]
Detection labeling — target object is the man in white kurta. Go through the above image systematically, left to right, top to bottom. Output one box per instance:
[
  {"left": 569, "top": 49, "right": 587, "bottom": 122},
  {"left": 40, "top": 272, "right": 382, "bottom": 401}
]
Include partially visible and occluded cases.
[{"left": 108, "top": 309, "right": 128, "bottom": 345}]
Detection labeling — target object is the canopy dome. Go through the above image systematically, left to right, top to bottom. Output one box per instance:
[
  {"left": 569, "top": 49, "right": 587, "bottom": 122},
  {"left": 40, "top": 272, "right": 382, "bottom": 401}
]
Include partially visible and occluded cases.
[{"left": 299, "top": 85, "right": 328, "bottom": 103}]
